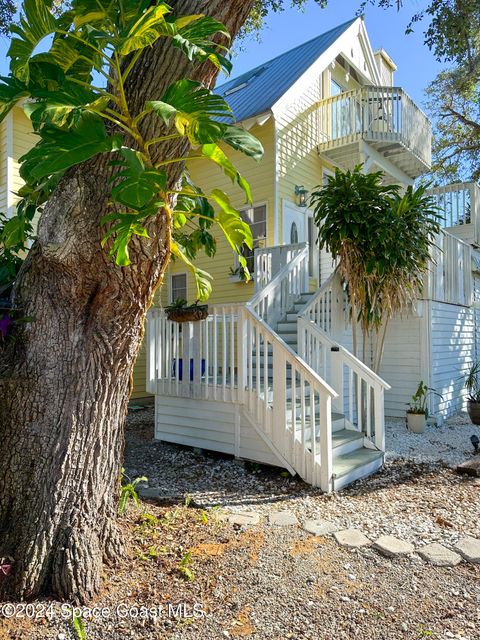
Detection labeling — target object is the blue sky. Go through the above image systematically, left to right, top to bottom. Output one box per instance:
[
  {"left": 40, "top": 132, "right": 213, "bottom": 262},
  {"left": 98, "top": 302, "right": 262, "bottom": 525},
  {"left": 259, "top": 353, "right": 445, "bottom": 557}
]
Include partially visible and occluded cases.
[
  {"left": 0, "top": 0, "right": 441, "bottom": 107},
  {"left": 228, "top": 0, "right": 441, "bottom": 108}
]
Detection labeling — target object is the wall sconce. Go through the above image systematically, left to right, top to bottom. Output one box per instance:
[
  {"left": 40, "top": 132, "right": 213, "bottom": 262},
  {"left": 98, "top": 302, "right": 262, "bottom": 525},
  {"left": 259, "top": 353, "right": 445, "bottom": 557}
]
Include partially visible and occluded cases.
[{"left": 295, "top": 185, "right": 309, "bottom": 208}]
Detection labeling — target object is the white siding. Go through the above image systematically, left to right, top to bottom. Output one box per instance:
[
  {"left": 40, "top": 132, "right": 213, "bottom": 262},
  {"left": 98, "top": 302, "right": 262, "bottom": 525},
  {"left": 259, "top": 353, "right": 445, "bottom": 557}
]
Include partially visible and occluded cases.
[
  {"left": 430, "top": 301, "right": 474, "bottom": 416},
  {"left": 377, "top": 313, "right": 423, "bottom": 418},
  {"left": 155, "top": 395, "right": 286, "bottom": 467}
]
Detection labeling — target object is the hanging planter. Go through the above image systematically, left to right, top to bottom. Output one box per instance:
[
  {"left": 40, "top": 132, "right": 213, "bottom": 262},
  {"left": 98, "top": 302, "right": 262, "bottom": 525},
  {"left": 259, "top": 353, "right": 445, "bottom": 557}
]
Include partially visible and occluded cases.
[{"left": 165, "top": 299, "right": 208, "bottom": 323}]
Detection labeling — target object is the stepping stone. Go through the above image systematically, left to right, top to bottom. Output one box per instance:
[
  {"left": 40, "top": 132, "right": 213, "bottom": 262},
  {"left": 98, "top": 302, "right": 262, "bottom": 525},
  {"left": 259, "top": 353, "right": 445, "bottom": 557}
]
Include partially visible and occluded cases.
[
  {"left": 456, "top": 458, "right": 480, "bottom": 477},
  {"left": 269, "top": 510, "right": 299, "bottom": 526},
  {"left": 228, "top": 511, "right": 260, "bottom": 526},
  {"left": 303, "top": 519, "right": 338, "bottom": 536},
  {"left": 334, "top": 529, "right": 371, "bottom": 549},
  {"left": 373, "top": 535, "right": 414, "bottom": 558},
  {"left": 455, "top": 536, "right": 480, "bottom": 563},
  {"left": 418, "top": 543, "right": 462, "bottom": 567}
]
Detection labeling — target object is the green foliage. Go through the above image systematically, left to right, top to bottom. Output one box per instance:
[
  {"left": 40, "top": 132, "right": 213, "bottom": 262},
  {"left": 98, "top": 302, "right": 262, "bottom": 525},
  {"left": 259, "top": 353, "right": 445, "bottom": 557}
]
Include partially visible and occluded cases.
[
  {"left": 0, "top": 0, "right": 264, "bottom": 303},
  {"left": 311, "top": 166, "right": 442, "bottom": 369},
  {"left": 465, "top": 361, "right": 480, "bottom": 403},
  {"left": 407, "top": 381, "right": 442, "bottom": 418},
  {"left": 119, "top": 468, "right": 147, "bottom": 515},
  {"left": 178, "top": 551, "right": 195, "bottom": 581},
  {"left": 71, "top": 612, "right": 87, "bottom": 640}
]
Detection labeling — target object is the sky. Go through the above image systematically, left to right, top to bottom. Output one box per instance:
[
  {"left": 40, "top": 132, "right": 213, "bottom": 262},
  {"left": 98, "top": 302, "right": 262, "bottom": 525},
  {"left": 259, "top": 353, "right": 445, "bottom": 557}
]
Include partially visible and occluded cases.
[
  {"left": 0, "top": 0, "right": 442, "bottom": 108},
  {"left": 228, "top": 0, "right": 441, "bottom": 109}
]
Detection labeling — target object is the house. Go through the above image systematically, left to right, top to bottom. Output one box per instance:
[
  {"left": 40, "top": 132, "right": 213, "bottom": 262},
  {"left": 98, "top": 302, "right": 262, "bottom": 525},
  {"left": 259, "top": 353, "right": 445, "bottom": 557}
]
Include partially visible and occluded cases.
[
  {"left": 148, "top": 16, "right": 480, "bottom": 491},
  {"left": 2, "top": 17, "right": 479, "bottom": 490}
]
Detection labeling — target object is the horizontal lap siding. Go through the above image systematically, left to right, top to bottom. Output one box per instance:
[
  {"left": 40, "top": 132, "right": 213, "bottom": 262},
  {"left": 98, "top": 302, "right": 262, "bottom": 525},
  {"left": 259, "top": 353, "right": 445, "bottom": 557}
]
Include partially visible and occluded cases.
[
  {"left": 0, "top": 119, "right": 7, "bottom": 213},
  {"left": 430, "top": 302, "right": 474, "bottom": 416},
  {"left": 377, "top": 314, "right": 422, "bottom": 418},
  {"left": 154, "top": 396, "right": 284, "bottom": 467}
]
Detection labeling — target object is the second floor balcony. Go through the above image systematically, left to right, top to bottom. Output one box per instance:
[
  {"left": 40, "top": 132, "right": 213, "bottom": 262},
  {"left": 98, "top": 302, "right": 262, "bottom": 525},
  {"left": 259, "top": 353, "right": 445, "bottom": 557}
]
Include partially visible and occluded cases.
[{"left": 317, "top": 86, "right": 432, "bottom": 180}]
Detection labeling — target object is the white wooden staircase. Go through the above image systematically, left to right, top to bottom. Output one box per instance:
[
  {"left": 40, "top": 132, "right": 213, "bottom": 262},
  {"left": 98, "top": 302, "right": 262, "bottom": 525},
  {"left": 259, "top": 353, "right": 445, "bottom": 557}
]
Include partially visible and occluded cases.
[{"left": 147, "top": 243, "right": 390, "bottom": 492}]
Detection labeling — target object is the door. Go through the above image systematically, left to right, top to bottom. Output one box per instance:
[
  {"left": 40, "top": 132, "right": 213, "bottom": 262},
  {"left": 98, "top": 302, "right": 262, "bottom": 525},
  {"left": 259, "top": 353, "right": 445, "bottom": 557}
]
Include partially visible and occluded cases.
[{"left": 283, "top": 201, "right": 319, "bottom": 284}]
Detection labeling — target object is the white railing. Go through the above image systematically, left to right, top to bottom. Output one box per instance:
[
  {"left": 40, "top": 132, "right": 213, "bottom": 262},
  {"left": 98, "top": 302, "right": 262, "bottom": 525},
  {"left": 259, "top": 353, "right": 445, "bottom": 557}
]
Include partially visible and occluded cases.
[
  {"left": 318, "top": 85, "right": 432, "bottom": 170},
  {"left": 427, "top": 182, "right": 480, "bottom": 245},
  {"left": 248, "top": 242, "right": 309, "bottom": 329},
  {"left": 254, "top": 242, "right": 307, "bottom": 291},
  {"left": 300, "top": 271, "right": 348, "bottom": 336},
  {"left": 298, "top": 273, "right": 390, "bottom": 451},
  {"left": 146, "top": 302, "right": 338, "bottom": 491}
]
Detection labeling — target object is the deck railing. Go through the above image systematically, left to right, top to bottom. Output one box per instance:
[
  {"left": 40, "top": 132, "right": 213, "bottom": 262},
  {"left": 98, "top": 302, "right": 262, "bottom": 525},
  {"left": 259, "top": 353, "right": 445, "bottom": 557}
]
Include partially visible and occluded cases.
[
  {"left": 318, "top": 85, "right": 432, "bottom": 169},
  {"left": 427, "top": 183, "right": 480, "bottom": 248},
  {"left": 426, "top": 231, "right": 472, "bottom": 306},
  {"left": 248, "top": 242, "right": 309, "bottom": 330},
  {"left": 254, "top": 242, "right": 307, "bottom": 291},
  {"left": 297, "top": 272, "right": 390, "bottom": 451}
]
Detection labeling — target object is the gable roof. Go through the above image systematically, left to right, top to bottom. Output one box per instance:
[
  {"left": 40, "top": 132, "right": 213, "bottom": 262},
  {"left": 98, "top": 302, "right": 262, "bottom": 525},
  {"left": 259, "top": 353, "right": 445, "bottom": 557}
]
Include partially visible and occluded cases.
[{"left": 216, "top": 17, "right": 358, "bottom": 123}]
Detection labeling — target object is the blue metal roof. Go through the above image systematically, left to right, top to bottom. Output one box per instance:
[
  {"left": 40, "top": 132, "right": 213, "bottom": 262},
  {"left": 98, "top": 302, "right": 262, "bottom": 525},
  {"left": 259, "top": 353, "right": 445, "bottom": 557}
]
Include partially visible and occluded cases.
[{"left": 216, "top": 18, "right": 358, "bottom": 123}]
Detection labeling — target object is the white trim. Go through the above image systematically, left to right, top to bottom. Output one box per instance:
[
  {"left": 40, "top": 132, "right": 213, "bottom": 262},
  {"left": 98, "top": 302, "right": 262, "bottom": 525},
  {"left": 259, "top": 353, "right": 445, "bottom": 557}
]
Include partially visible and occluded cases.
[
  {"left": 272, "top": 18, "right": 363, "bottom": 118},
  {"left": 5, "top": 110, "right": 14, "bottom": 217},
  {"left": 273, "top": 121, "right": 279, "bottom": 245},
  {"left": 360, "top": 141, "right": 414, "bottom": 186},
  {"left": 169, "top": 272, "right": 188, "bottom": 303}
]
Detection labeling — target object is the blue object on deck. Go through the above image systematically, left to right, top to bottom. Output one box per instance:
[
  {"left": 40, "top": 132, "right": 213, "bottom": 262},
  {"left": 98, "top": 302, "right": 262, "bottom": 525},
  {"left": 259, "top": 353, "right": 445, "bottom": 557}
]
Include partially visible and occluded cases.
[{"left": 172, "top": 358, "right": 206, "bottom": 381}]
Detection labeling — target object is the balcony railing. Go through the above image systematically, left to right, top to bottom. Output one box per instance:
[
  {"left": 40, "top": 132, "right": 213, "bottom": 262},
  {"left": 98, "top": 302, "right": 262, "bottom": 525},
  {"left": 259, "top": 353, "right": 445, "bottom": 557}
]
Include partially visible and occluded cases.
[
  {"left": 318, "top": 86, "right": 432, "bottom": 173},
  {"left": 427, "top": 182, "right": 480, "bottom": 246}
]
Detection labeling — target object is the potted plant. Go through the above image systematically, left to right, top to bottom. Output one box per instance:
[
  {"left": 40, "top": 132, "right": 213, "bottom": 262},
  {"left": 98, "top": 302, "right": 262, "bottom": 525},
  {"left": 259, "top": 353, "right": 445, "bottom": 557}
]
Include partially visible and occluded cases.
[
  {"left": 229, "top": 265, "right": 251, "bottom": 283},
  {"left": 164, "top": 298, "right": 208, "bottom": 323},
  {"left": 465, "top": 362, "right": 480, "bottom": 424},
  {"left": 406, "top": 381, "right": 443, "bottom": 433}
]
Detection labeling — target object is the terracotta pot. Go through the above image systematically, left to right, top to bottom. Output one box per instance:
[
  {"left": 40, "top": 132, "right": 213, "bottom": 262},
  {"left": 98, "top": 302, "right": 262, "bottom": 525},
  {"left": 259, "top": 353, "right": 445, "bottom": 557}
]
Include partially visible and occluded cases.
[
  {"left": 166, "top": 305, "right": 208, "bottom": 323},
  {"left": 467, "top": 400, "right": 480, "bottom": 425},
  {"left": 406, "top": 412, "right": 426, "bottom": 434}
]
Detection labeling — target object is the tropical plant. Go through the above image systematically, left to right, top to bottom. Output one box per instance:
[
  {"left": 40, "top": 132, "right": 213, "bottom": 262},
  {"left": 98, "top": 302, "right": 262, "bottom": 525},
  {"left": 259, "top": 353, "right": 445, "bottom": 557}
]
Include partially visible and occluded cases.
[
  {"left": 0, "top": 0, "right": 260, "bottom": 604},
  {"left": 310, "top": 166, "right": 442, "bottom": 372},
  {"left": 465, "top": 362, "right": 480, "bottom": 403},
  {"left": 407, "top": 381, "right": 442, "bottom": 419},
  {"left": 119, "top": 469, "right": 148, "bottom": 515},
  {"left": 178, "top": 551, "right": 195, "bottom": 581},
  {"left": 71, "top": 612, "right": 87, "bottom": 640}
]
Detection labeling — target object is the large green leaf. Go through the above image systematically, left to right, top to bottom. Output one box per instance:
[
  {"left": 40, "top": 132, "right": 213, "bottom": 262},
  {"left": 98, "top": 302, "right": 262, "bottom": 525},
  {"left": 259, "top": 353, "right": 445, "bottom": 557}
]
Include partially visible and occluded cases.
[
  {"left": 8, "top": 0, "right": 58, "bottom": 83},
  {"left": 117, "top": 3, "right": 173, "bottom": 55},
  {"left": 172, "top": 16, "right": 232, "bottom": 73},
  {"left": 0, "top": 76, "right": 30, "bottom": 123},
  {"left": 24, "top": 84, "right": 103, "bottom": 129},
  {"left": 20, "top": 112, "right": 122, "bottom": 183},
  {"left": 221, "top": 125, "right": 264, "bottom": 162},
  {"left": 201, "top": 144, "right": 252, "bottom": 203},
  {"left": 110, "top": 148, "right": 167, "bottom": 209},
  {"left": 209, "top": 189, "right": 253, "bottom": 252},
  {"left": 101, "top": 213, "right": 150, "bottom": 266},
  {"left": 170, "top": 240, "right": 213, "bottom": 301}
]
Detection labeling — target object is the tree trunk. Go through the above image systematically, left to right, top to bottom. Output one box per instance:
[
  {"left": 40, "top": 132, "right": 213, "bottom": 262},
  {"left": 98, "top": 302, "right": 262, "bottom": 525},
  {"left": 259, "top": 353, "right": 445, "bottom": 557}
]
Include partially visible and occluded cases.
[{"left": 0, "top": 0, "right": 254, "bottom": 603}]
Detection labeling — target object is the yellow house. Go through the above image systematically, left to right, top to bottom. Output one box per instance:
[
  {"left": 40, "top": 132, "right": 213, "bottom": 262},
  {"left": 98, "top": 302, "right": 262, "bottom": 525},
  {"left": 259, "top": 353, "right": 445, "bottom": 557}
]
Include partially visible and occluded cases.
[{"left": 3, "top": 17, "right": 479, "bottom": 490}]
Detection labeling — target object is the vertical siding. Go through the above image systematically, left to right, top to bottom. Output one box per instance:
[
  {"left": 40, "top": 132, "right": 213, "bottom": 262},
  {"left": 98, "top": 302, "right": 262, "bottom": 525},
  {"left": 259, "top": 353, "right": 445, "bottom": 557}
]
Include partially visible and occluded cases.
[
  {"left": 430, "top": 301, "right": 474, "bottom": 416},
  {"left": 377, "top": 313, "right": 423, "bottom": 418}
]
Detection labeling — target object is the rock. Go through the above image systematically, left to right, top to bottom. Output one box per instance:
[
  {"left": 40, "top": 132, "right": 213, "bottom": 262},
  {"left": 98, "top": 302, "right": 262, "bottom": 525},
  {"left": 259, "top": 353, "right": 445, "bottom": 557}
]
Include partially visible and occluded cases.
[
  {"left": 456, "top": 458, "right": 480, "bottom": 477},
  {"left": 269, "top": 510, "right": 299, "bottom": 526},
  {"left": 228, "top": 511, "right": 261, "bottom": 526},
  {"left": 303, "top": 519, "right": 338, "bottom": 536},
  {"left": 334, "top": 529, "right": 372, "bottom": 549},
  {"left": 373, "top": 535, "right": 414, "bottom": 558},
  {"left": 455, "top": 536, "right": 480, "bottom": 563},
  {"left": 418, "top": 543, "right": 462, "bottom": 567}
]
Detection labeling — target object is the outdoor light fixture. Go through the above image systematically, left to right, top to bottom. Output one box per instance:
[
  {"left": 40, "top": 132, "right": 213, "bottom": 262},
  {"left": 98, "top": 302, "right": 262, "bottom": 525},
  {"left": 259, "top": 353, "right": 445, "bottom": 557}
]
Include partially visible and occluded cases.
[{"left": 295, "top": 185, "right": 309, "bottom": 207}]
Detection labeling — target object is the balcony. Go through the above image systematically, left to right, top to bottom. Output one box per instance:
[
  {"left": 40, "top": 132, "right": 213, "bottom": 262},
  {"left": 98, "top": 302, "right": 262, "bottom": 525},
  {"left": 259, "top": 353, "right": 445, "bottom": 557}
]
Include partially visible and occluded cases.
[
  {"left": 317, "top": 86, "right": 432, "bottom": 179},
  {"left": 428, "top": 182, "right": 480, "bottom": 247}
]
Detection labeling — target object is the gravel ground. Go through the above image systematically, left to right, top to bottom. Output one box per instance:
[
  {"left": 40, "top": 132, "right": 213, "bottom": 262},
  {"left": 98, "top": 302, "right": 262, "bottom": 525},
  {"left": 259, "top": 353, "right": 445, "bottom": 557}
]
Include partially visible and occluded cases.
[
  {"left": 2, "top": 407, "right": 479, "bottom": 640},
  {"left": 385, "top": 414, "right": 480, "bottom": 467}
]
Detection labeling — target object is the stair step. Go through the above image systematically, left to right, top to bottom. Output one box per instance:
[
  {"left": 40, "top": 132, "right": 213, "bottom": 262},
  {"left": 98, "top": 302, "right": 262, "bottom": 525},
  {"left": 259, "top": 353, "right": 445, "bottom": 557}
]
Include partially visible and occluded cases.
[
  {"left": 277, "top": 322, "right": 297, "bottom": 333},
  {"left": 332, "top": 449, "right": 383, "bottom": 491}
]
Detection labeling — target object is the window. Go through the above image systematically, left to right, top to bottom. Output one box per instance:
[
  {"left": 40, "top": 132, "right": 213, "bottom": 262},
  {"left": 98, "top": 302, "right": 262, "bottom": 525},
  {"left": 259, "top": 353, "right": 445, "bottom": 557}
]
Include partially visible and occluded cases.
[
  {"left": 238, "top": 204, "right": 267, "bottom": 274},
  {"left": 290, "top": 222, "right": 299, "bottom": 245},
  {"left": 170, "top": 273, "right": 187, "bottom": 302}
]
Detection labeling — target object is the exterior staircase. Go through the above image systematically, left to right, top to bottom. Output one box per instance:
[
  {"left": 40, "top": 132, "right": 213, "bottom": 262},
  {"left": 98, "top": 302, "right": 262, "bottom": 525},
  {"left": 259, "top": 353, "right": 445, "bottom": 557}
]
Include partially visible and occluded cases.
[{"left": 148, "top": 242, "right": 390, "bottom": 492}]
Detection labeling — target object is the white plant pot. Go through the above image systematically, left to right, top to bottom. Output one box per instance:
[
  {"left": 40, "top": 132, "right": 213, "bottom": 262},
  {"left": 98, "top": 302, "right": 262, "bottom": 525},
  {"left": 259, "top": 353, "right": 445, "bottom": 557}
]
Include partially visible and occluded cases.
[{"left": 407, "top": 412, "right": 426, "bottom": 434}]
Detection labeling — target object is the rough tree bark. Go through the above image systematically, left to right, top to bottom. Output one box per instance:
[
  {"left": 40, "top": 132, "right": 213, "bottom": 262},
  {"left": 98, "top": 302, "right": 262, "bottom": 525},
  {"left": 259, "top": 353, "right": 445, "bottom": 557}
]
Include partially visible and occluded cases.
[{"left": 0, "top": 0, "right": 254, "bottom": 603}]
